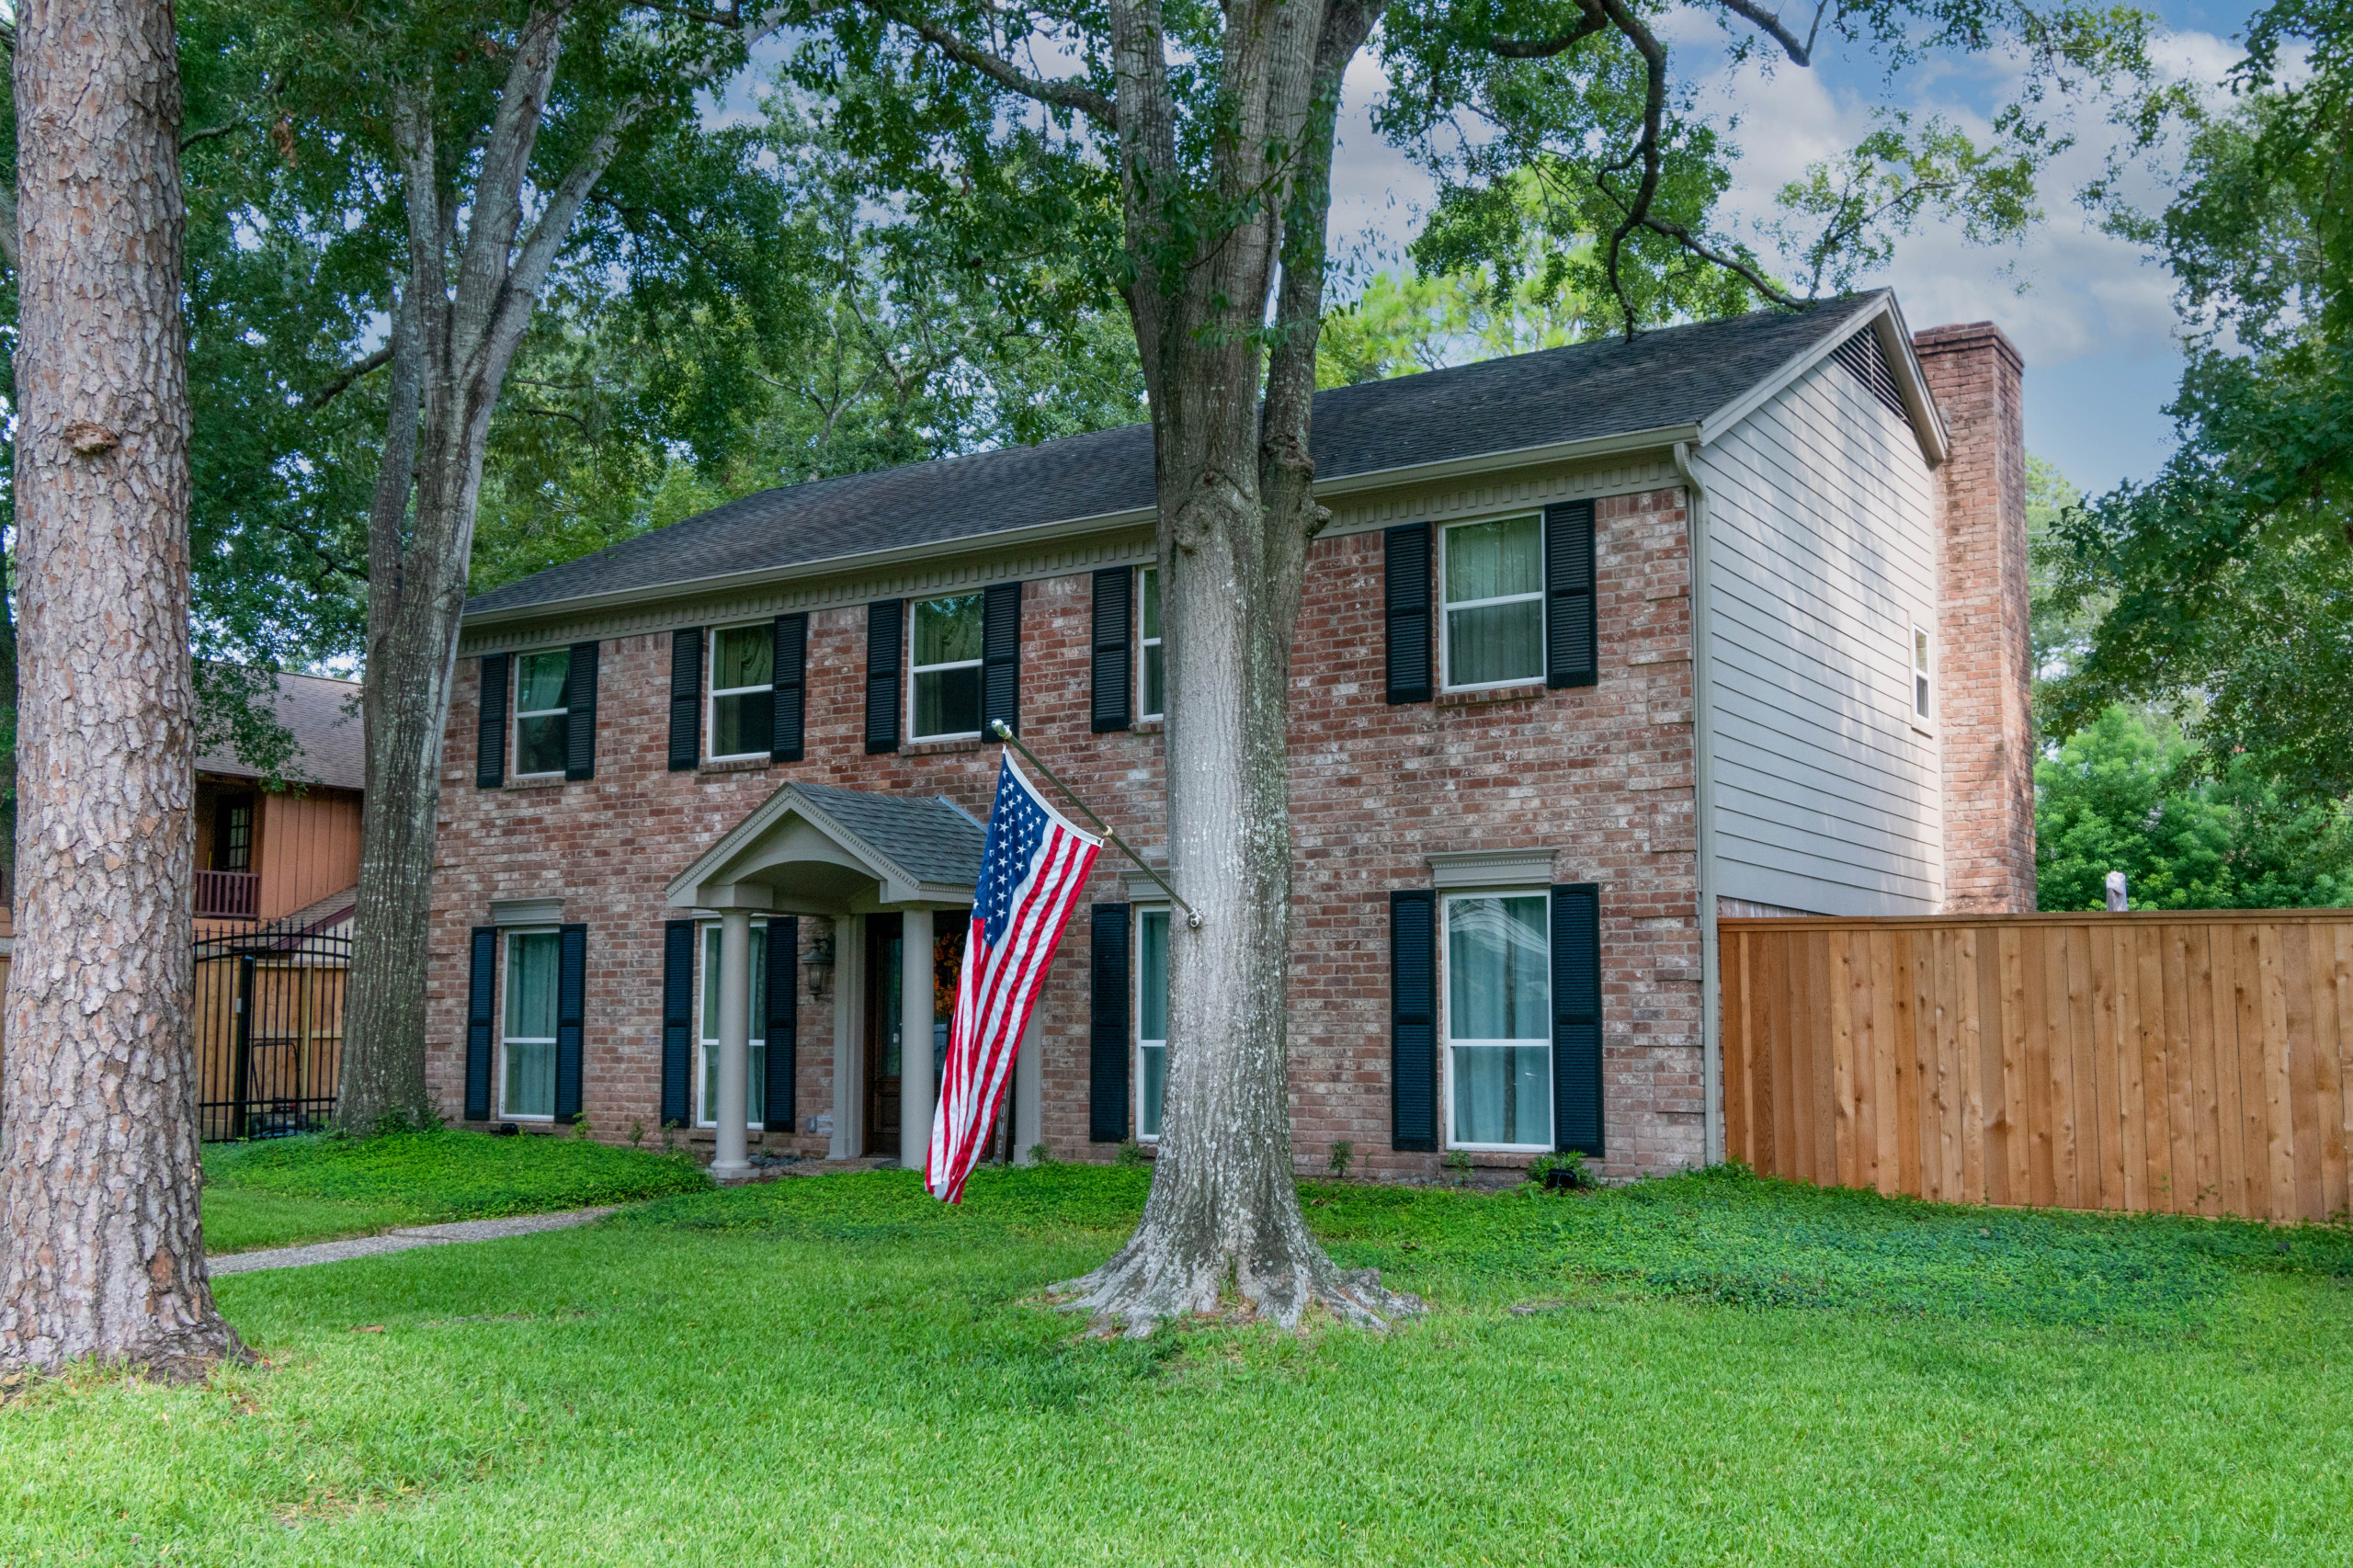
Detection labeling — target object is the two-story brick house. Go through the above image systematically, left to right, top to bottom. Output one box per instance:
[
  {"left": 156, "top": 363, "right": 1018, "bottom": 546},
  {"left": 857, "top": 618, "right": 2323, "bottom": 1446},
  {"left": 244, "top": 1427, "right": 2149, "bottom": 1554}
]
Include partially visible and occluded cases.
[{"left": 425, "top": 290, "right": 2032, "bottom": 1181}]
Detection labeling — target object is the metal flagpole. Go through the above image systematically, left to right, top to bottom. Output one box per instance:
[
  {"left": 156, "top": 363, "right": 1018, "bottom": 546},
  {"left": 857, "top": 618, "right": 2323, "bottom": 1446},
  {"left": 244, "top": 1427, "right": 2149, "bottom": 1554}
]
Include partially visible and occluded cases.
[{"left": 987, "top": 720, "right": 1201, "bottom": 928}]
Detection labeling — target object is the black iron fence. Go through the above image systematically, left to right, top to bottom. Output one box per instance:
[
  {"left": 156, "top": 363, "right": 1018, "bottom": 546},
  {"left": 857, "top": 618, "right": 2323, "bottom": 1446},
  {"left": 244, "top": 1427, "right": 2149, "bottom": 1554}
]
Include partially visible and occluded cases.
[{"left": 194, "top": 918, "right": 349, "bottom": 1141}]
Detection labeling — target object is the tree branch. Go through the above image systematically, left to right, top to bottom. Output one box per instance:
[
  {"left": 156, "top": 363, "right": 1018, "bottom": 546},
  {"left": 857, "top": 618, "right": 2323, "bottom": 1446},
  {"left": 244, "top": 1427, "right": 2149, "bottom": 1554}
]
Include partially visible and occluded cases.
[
  {"left": 1487, "top": 0, "right": 1608, "bottom": 61},
  {"left": 1713, "top": 0, "right": 1828, "bottom": 66},
  {"left": 871, "top": 6, "right": 1116, "bottom": 124},
  {"left": 179, "top": 121, "right": 241, "bottom": 153},
  {"left": 1631, "top": 209, "right": 1806, "bottom": 306},
  {"left": 307, "top": 346, "right": 395, "bottom": 407}
]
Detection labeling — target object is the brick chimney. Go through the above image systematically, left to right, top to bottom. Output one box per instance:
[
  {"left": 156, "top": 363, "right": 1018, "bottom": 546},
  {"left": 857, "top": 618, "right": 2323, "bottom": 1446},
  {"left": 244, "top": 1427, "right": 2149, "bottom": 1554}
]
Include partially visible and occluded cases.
[{"left": 1913, "top": 322, "right": 2036, "bottom": 914}]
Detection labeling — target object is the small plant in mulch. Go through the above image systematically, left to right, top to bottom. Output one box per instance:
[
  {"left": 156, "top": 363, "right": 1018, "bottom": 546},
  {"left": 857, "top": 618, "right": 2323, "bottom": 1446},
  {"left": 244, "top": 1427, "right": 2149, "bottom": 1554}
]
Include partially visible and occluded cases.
[{"left": 1527, "top": 1152, "right": 1598, "bottom": 1193}]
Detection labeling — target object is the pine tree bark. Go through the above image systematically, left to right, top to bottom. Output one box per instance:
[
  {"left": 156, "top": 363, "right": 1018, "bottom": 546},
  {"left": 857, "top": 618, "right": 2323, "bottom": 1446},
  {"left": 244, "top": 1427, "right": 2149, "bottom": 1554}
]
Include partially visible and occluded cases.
[
  {"left": 0, "top": 0, "right": 244, "bottom": 1374},
  {"left": 1049, "top": 0, "right": 1419, "bottom": 1333}
]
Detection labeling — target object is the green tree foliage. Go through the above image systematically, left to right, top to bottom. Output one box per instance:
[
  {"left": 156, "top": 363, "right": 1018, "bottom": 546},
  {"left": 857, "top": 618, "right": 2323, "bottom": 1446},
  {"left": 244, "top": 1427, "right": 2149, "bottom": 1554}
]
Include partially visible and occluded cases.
[
  {"left": 2048, "top": 0, "right": 2353, "bottom": 801},
  {"left": 2036, "top": 704, "right": 2353, "bottom": 911}
]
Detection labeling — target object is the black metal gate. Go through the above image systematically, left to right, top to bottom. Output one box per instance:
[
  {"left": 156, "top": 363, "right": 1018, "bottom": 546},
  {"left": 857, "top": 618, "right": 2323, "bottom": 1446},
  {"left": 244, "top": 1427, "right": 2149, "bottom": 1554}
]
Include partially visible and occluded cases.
[{"left": 194, "top": 920, "right": 350, "bottom": 1141}]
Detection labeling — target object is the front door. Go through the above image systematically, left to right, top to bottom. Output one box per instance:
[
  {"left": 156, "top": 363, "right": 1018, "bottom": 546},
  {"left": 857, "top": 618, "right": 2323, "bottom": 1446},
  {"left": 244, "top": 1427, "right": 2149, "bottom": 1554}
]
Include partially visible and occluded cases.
[{"left": 864, "top": 913, "right": 904, "bottom": 1155}]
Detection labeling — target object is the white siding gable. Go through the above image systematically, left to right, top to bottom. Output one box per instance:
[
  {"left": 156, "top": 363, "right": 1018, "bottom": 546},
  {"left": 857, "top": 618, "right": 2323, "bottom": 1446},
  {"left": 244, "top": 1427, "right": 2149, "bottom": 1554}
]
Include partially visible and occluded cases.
[{"left": 1698, "top": 348, "right": 1943, "bottom": 915}]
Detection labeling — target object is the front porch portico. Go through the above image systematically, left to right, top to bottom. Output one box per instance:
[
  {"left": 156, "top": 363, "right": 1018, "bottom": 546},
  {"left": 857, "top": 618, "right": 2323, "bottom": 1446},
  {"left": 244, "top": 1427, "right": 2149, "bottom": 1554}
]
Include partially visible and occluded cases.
[{"left": 665, "top": 782, "right": 993, "bottom": 1179}]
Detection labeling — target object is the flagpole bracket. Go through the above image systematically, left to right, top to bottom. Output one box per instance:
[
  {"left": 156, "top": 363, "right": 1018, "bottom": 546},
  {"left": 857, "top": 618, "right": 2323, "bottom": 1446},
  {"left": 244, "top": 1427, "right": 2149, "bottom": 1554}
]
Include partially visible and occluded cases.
[{"left": 988, "top": 721, "right": 1200, "bottom": 929}]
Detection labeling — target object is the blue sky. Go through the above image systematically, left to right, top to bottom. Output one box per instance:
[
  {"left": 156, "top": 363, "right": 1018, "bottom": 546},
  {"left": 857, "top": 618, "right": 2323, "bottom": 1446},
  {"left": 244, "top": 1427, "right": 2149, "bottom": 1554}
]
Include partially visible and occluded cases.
[{"left": 1317, "top": 2, "right": 2253, "bottom": 496}]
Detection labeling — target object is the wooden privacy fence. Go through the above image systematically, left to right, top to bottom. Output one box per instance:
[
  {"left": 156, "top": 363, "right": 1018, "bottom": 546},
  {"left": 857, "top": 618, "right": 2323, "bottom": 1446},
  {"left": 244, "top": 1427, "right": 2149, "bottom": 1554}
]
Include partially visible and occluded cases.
[{"left": 1720, "top": 912, "right": 2353, "bottom": 1223}]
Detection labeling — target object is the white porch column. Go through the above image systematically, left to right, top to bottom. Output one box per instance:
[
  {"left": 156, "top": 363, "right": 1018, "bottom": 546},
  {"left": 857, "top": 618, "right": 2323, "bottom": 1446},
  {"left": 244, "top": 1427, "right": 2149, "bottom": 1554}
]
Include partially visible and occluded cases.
[
  {"left": 899, "top": 906, "right": 935, "bottom": 1172},
  {"left": 712, "top": 907, "right": 755, "bottom": 1180},
  {"left": 828, "top": 916, "right": 865, "bottom": 1161},
  {"left": 1012, "top": 1011, "right": 1043, "bottom": 1165}
]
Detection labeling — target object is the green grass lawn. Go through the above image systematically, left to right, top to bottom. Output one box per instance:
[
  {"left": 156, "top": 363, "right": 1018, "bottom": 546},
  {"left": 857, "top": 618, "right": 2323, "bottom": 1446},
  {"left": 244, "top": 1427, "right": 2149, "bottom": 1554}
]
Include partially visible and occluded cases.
[
  {"left": 199, "top": 1130, "right": 712, "bottom": 1254},
  {"left": 10, "top": 1164, "right": 2353, "bottom": 1564}
]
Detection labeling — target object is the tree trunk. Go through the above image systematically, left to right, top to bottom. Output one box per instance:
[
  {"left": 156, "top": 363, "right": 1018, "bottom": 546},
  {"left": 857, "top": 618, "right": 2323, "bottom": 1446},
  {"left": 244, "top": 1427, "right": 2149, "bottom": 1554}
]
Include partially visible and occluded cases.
[
  {"left": 0, "top": 0, "right": 244, "bottom": 1375},
  {"left": 1056, "top": 0, "right": 1415, "bottom": 1334},
  {"left": 336, "top": 18, "right": 647, "bottom": 1132}
]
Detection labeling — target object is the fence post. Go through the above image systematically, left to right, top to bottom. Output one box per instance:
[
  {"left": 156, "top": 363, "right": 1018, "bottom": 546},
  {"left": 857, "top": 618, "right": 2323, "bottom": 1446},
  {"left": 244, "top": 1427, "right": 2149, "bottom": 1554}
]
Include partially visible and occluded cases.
[{"left": 231, "top": 952, "right": 257, "bottom": 1141}]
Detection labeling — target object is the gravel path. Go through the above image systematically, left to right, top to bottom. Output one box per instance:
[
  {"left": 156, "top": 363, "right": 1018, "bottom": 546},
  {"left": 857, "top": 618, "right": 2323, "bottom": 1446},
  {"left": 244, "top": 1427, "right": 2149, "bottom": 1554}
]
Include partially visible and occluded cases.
[{"left": 210, "top": 1207, "right": 620, "bottom": 1277}]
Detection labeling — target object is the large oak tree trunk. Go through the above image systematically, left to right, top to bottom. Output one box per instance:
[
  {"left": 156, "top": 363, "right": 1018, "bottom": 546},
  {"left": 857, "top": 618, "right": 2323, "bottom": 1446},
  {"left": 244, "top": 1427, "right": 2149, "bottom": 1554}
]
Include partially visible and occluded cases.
[
  {"left": 0, "top": 0, "right": 244, "bottom": 1374},
  {"left": 1056, "top": 0, "right": 1415, "bottom": 1333}
]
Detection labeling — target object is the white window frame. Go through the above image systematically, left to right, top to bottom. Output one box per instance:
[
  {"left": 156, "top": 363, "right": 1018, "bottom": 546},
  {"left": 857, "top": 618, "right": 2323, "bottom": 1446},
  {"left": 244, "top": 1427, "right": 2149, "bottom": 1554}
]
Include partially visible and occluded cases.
[
  {"left": 1438, "top": 511, "right": 1548, "bottom": 694},
  {"left": 1137, "top": 564, "right": 1165, "bottom": 723},
  {"left": 908, "top": 594, "right": 985, "bottom": 744},
  {"left": 706, "top": 621, "right": 774, "bottom": 763},
  {"left": 1910, "top": 624, "right": 1933, "bottom": 726},
  {"left": 511, "top": 648, "right": 572, "bottom": 778},
  {"left": 1439, "top": 888, "right": 1556, "bottom": 1154},
  {"left": 1134, "top": 905, "right": 1169, "bottom": 1142},
  {"left": 692, "top": 919, "right": 769, "bottom": 1130},
  {"left": 498, "top": 926, "right": 561, "bottom": 1122}
]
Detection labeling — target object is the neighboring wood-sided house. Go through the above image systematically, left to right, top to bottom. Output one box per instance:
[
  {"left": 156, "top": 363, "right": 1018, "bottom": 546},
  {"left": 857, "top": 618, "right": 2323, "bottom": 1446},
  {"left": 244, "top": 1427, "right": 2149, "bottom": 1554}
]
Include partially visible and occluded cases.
[{"left": 428, "top": 290, "right": 2033, "bottom": 1180}]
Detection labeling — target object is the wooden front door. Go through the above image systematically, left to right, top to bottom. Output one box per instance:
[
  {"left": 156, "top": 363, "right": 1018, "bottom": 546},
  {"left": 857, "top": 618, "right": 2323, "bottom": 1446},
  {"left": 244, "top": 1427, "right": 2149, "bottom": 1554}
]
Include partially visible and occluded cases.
[{"left": 864, "top": 913, "right": 904, "bottom": 1155}]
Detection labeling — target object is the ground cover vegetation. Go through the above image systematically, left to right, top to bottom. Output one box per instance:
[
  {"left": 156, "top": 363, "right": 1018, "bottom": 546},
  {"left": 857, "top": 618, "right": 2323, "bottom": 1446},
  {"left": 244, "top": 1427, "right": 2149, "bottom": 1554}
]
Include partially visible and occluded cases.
[
  {"left": 199, "top": 1130, "right": 711, "bottom": 1255},
  {"left": 5, "top": 1165, "right": 2350, "bottom": 1562}
]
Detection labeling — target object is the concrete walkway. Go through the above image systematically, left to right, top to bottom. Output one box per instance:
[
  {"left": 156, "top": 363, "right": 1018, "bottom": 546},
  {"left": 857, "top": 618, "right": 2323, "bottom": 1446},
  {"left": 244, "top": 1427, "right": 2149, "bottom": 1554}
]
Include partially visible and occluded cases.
[{"left": 210, "top": 1207, "right": 619, "bottom": 1276}]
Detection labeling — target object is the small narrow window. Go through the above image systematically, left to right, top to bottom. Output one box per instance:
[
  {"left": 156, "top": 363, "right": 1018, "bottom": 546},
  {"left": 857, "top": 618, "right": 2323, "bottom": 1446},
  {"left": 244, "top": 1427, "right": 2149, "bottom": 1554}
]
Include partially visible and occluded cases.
[
  {"left": 1442, "top": 514, "right": 1544, "bottom": 689},
  {"left": 1138, "top": 566, "right": 1165, "bottom": 722},
  {"left": 910, "top": 593, "right": 983, "bottom": 742},
  {"left": 708, "top": 625, "right": 775, "bottom": 761},
  {"left": 1912, "top": 625, "right": 1933, "bottom": 722},
  {"left": 513, "top": 650, "right": 571, "bottom": 777},
  {"left": 217, "top": 797, "right": 254, "bottom": 872},
  {"left": 1443, "top": 892, "right": 1552, "bottom": 1151},
  {"left": 1135, "top": 907, "right": 1170, "bottom": 1139},
  {"left": 696, "top": 923, "right": 769, "bottom": 1128},
  {"left": 501, "top": 928, "right": 561, "bottom": 1119}
]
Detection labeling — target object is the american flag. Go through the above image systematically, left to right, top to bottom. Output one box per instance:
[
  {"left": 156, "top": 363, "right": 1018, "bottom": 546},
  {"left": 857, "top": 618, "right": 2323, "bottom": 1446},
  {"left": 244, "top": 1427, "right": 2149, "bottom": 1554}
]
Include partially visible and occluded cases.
[{"left": 926, "top": 754, "right": 1102, "bottom": 1202}]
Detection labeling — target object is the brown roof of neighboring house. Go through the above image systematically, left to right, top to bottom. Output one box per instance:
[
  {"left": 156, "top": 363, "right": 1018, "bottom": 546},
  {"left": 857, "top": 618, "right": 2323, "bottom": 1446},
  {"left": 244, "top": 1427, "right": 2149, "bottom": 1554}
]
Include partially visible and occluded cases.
[{"left": 196, "top": 672, "right": 365, "bottom": 792}]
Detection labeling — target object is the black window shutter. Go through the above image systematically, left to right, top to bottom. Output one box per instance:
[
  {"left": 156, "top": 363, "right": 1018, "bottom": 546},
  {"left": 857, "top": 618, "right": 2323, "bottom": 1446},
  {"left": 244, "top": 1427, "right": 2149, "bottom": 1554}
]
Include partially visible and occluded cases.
[
  {"left": 1544, "top": 501, "right": 1597, "bottom": 688},
  {"left": 1385, "top": 524, "right": 1433, "bottom": 704},
  {"left": 1090, "top": 567, "right": 1133, "bottom": 733},
  {"left": 983, "top": 581, "right": 1022, "bottom": 737},
  {"left": 864, "top": 599, "right": 903, "bottom": 755},
  {"left": 770, "top": 613, "right": 807, "bottom": 763},
  {"left": 668, "top": 629, "right": 703, "bottom": 772},
  {"left": 563, "top": 642, "right": 599, "bottom": 781},
  {"left": 476, "top": 653, "right": 508, "bottom": 789},
  {"left": 1551, "top": 882, "right": 1604, "bottom": 1155},
  {"left": 1390, "top": 890, "right": 1438, "bottom": 1151},
  {"left": 1088, "top": 903, "right": 1131, "bottom": 1142},
  {"left": 763, "top": 916, "right": 798, "bottom": 1131},
  {"left": 661, "top": 919, "right": 695, "bottom": 1127},
  {"left": 554, "top": 923, "right": 587, "bottom": 1123},
  {"left": 465, "top": 926, "right": 496, "bottom": 1120}
]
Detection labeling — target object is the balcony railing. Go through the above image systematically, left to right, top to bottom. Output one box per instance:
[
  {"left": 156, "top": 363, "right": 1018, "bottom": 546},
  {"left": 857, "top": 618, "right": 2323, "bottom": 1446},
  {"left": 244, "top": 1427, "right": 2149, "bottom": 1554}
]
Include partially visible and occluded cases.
[{"left": 195, "top": 869, "right": 261, "bottom": 921}]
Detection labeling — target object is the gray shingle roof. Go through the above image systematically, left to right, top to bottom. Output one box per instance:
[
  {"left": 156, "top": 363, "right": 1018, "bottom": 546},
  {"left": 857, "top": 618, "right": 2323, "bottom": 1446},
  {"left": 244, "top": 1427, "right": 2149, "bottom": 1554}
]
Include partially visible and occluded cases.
[
  {"left": 468, "top": 295, "right": 1881, "bottom": 619},
  {"left": 197, "top": 671, "right": 365, "bottom": 792},
  {"left": 797, "top": 783, "right": 985, "bottom": 890}
]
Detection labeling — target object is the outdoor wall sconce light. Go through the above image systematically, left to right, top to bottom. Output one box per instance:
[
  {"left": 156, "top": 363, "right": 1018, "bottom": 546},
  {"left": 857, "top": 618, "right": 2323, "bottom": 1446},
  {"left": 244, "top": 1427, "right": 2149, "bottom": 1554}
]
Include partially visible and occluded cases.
[{"left": 805, "top": 923, "right": 835, "bottom": 1002}]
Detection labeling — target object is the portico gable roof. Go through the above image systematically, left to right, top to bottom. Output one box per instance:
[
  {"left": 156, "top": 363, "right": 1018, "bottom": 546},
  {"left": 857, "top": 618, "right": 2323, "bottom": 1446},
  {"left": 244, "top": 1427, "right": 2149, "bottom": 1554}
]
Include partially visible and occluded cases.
[{"left": 665, "top": 780, "right": 985, "bottom": 914}]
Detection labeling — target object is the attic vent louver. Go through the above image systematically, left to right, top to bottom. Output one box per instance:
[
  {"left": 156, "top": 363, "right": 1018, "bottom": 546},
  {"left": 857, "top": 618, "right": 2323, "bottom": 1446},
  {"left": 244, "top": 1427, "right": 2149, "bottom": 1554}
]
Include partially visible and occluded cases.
[{"left": 1831, "top": 328, "right": 1911, "bottom": 424}]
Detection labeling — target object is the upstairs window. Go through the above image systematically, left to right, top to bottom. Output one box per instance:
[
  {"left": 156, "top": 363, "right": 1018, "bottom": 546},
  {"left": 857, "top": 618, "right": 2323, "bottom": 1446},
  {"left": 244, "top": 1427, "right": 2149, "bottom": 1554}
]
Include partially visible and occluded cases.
[
  {"left": 1442, "top": 514, "right": 1544, "bottom": 689},
  {"left": 1139, "top": 566, "right": 1165, "bottom": 722},
  {"left": 911, "top": 593, "right": 983, "bottom": 741},
  {"left": 709, "top": 625, "right": 774, "bottom": 761},
  {"left": 1912, "top": 625, "right": 1933, "bottom": 722},
  {"left": 513, "top": 650, "right": 571, "bottom": 777},
  {"left": 217, "top": 797, "right": 254, "bottom": 872},
  {"left": 1136, "top": 907, "right": 1169, "bottom": 1139}
]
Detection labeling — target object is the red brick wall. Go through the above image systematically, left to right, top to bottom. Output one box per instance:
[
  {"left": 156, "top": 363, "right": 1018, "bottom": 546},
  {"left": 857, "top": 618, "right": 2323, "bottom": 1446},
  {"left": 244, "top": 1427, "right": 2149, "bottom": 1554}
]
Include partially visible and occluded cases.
[
  {"left": 1915, "top": 323, "right": 2036, "bottom": 914},
  {"left": 428, "top": 484, "right": 1709, "bottom": 1177}
]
